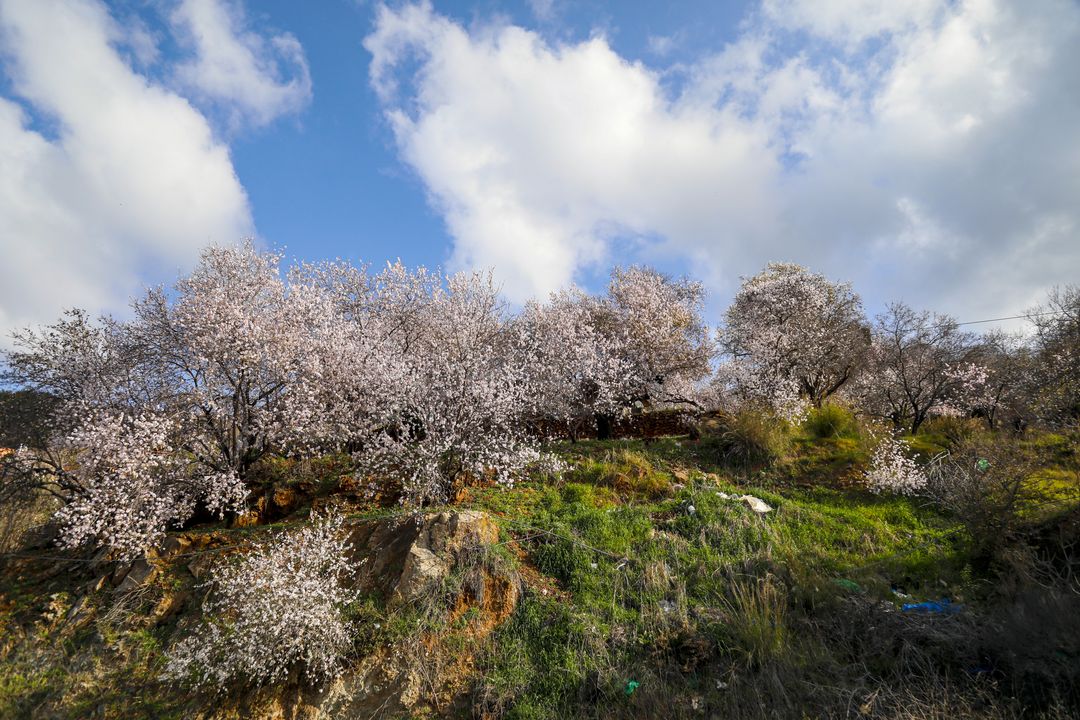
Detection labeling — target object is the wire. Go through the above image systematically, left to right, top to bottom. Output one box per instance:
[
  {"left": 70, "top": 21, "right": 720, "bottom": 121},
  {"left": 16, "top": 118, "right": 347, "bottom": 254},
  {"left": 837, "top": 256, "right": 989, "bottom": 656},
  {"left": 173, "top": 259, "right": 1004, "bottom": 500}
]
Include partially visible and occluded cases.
[
  {"left": 899, "top": 309, "right": 1065, "bottom": 332},
  {"left": 951, "top": 310, "right": 1060, "bottom": 327}
]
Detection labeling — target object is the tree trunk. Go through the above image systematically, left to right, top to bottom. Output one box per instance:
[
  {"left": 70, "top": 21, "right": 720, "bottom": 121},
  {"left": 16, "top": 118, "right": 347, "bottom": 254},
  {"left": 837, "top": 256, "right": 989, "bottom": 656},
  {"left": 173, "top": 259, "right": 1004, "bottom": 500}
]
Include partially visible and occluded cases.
[{"left": 595, "top": 413, "right": 614, "bottom": 440}]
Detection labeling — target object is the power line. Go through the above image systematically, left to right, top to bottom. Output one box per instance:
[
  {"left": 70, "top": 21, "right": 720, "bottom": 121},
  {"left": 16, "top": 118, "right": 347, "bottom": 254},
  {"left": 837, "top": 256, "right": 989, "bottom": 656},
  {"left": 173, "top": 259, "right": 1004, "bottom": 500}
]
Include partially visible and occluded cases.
[
  {"left": 916, "top": 309, "right": 1064, "bottom": 331},
  {"left": 953, "top": 310, "right": 1059, "bottom": 327}
]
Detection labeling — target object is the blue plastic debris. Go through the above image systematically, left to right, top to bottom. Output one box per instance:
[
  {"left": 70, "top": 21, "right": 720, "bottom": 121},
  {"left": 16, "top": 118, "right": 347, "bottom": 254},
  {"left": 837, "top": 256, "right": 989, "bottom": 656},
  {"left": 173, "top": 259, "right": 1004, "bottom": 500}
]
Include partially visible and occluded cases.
[{"left": 901, "top": 598, "right": 961, "bottom": 614}]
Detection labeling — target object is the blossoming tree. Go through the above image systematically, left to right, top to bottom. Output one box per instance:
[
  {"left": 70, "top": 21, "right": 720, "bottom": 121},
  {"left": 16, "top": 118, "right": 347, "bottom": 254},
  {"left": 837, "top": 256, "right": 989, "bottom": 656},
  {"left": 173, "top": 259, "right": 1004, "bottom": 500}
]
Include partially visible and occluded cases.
[{"left": 719, "top": 263, "right": 869, "bottom": 420}]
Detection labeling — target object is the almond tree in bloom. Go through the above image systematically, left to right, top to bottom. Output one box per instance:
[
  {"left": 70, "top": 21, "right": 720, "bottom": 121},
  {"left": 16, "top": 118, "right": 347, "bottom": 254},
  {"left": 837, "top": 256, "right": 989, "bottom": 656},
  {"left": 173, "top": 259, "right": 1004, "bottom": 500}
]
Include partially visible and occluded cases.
[
  {"left": 132, "top": 241, "right": 327, "bottom": 478},
  {"left": 1, "top": 242, "right": 337, "bottom": 556},
  {"left": 719, "top": 263, "right": 869, "bottom": 421},
  {"left": 603, "top": 266, "right": 714, "bottom": 410},
  {"left": 351, "top": 267, "right": 542, "bottom": 506},
  {"left": 515, "top": 267, "right": 713, "bottom": 439},
  {"left": 1028, "top": 285, "right": 1080, "bottom": 428},
  {"left": 515, "top": 289, "right": 632, "bottom": 439},
  {"left": 853, "top": 302, "right": 981, "bottom": 434},
  {"left": 3, "top": 310, "right": 139, "bottom": 502},
  {"left": 955, "top": 330, "right": 1035, "bottom": 431},
  {"left": 53, "top": 412, "right": 246, "bottom": 560},
  {"left": 864, "top": 432, "right": 927, "bottom": 495},
  {"left": 164, "top": 513, "right": 357, "bottom": 688}
]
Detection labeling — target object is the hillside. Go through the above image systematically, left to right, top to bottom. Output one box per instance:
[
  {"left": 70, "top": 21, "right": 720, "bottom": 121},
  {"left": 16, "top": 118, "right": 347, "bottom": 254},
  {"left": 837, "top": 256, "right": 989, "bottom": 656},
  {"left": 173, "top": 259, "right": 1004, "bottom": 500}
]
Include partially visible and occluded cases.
[{"left": 2, "top": 411, "right": 1078, "bottom": 719}]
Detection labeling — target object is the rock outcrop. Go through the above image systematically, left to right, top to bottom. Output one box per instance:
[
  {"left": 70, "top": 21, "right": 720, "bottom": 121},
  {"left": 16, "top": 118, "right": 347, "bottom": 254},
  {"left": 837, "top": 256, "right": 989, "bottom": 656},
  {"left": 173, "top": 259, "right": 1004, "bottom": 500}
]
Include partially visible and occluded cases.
[{"left": 211, "top": 510, "right": 517, "bottom": 720}]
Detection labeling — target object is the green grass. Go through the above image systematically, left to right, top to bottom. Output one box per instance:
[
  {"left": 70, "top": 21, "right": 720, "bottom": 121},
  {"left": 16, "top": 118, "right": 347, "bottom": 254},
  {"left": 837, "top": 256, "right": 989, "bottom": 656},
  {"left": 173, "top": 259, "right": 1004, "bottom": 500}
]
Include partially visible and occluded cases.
[{"left": 466, "top": 434, "right": 978, "bottom": 717}]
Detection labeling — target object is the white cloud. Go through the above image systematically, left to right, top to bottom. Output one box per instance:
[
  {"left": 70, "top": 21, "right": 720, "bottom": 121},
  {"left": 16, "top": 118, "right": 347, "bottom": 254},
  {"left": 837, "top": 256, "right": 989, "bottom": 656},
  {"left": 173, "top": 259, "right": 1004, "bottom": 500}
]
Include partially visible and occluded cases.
[
  {"left": 0, "top": 0, "right": 257, "bottom": 345},
  {"left": 171, "top": 0, "right": 312, "bottom": 129},
  {"left": 365, "top": 0, "right": 1080, "bottom": 321},
  {"left": 527, "top": 0, "right": 557, "bottom": 24},
  {"left": 762, "top": 0, "right": 941, "bottom": 45},
  {"left": 365, "top": 3, "right": 779, "bottom": 302},
  {"left": 646, "top": 32, "right": 680, "bottom": 58}
]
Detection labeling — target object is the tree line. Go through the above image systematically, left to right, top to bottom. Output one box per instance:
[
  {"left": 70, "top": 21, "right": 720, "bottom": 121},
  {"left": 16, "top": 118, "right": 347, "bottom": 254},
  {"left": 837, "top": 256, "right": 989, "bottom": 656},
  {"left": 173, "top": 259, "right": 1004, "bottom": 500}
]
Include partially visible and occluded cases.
[{"left": 1, "top": 242, "right": 1077, "bottom": 559}]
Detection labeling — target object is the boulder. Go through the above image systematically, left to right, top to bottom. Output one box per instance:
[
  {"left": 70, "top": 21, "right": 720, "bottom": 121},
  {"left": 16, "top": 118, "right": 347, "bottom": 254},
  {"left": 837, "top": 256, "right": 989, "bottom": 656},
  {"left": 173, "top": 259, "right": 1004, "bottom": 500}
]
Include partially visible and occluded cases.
[
  {"left": 345, "top": 509, "right": 499, "bottom": 603},
  {"left": 314, "top": 510, "right": 514, "bottom": 718},
  {"left": 19, "top": 521, "right": 60, "bottom": 550},
  {"left": 157, "top": 535, "right": 191, "bottom": 560},
  {"left": 114, "top": 556, "right": 157, "bottom": 593},
  {"left": 151, "top": 590, "right": 189, "bottom": 624}
]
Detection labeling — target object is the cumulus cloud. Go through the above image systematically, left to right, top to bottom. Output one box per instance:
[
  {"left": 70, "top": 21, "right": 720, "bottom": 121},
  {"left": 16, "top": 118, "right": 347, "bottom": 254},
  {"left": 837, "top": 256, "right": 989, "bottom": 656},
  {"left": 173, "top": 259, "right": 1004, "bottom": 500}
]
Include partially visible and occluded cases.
[
  {"left": 0, "top": 0, "right": 297, "bottom": 346},
  {"left": 171, "top": 0, "right": 312, "bottom": 129},
  {"left": 365, "top": 0, "right": 1080, "bottom": 320},
  {"left": 365, "top": 2, "right": 779, "bottom": 302}
]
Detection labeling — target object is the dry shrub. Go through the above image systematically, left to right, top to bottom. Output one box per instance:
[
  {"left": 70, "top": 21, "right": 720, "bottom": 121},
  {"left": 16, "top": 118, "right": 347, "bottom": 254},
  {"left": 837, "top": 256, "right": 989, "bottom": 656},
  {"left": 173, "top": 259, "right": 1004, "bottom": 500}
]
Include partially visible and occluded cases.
[
  {"left": 924, "top": 440, "right": 1050, "bottom": 562},
  {"left": 717, "top": 574, "right": 789, "bottom": 670}
]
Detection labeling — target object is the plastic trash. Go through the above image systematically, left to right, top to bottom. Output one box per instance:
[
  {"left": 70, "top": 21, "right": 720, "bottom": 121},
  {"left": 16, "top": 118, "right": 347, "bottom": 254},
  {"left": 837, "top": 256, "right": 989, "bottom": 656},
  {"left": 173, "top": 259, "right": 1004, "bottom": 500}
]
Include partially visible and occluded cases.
[
  {"left": 976, "top": 458, "right": 990, "bottom": 472},
  {"left": 714, "top": 492, "right": 773, "bottom": 515},
  {"left": 741, "top": 495, "right": 773, "bottom": 515},
  {"left": 687, "top": 504, "right": 697, "bottom": 515},
  {"left": 834, "top": 578, "right": 861, "bottom": 593},
  {"left": 901, "top": 598, "right": 961, "bottom": 614},
  {"left": 625, "top": 680, "right": 640, "bottom": 696}
]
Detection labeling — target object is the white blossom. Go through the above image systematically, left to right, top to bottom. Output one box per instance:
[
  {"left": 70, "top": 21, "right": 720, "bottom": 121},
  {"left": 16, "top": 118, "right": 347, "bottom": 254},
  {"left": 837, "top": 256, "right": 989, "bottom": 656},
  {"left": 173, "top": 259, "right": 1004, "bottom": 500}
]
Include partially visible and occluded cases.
[
  {"left": 719, "top": 263, "right": 868, "bottom": 420},
  {"left": 851, "top": 302, "right": 981, "bottom": 434},
  {"left": 864, "top": 433, "right": 926, "bottom": 495},
  {"left": 164, "top": 514, "right": 357, "bottom": 689}
]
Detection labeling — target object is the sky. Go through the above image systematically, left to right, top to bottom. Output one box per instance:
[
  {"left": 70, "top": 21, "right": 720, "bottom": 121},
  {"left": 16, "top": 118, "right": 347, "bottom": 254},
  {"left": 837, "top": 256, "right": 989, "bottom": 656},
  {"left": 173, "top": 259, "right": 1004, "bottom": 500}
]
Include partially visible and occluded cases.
[{"left": 1, "top": 0, "right": 1078, "bottom": 347}]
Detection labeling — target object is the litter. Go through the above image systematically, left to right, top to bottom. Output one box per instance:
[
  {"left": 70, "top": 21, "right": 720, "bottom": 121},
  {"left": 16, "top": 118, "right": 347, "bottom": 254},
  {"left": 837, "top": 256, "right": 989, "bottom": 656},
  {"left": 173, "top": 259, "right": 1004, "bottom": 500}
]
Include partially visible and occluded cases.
[
  {"left": 714, "top": 492, "right": 773, "bottom": 515},
  {"left": 741, "top": 495, "right": 773, "bottom": 515},
  {"left": 834, "top": 578, "right": 861, "bottom": 593},
  {"left": 901, "top": 598, "right": 961, "bottom": 614},
  {"left": 625, "top": 679, "right": 640, "bottom": 696}
]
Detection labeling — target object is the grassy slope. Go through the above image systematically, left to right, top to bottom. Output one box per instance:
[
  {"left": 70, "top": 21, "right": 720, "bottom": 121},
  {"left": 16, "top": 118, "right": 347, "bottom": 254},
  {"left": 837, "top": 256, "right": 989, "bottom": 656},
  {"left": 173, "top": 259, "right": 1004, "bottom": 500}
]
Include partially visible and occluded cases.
[
  {"left": 1, "top": 419, "right": 1077, "bottom": 719},
  {"left": 465, "top": 436, "right": 970, "bottom": 719}
]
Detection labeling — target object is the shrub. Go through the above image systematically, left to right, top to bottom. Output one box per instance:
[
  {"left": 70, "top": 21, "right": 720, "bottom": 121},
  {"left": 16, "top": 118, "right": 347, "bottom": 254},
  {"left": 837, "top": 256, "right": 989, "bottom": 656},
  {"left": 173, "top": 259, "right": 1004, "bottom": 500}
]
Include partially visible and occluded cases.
[
  {"left": 802, "top": 403, "right": 860, "bottom": 440},
  {"left": 699, "top": 409, "right": 789, "bottom": 472},
  {"left": 921, "top": 415, "right": 982, "bottom": 449},
  {"left": 865, "top": 434, "right": 927, "bottom": 495},
  {"left": 924, "top": 440, "right": 1047, "bottom": 560},
  {"left": 164, "top": 514, "right": 357, "bottom": 689},
  {"left": 717, "top": 574, "right": 789, "bottom": 669}
]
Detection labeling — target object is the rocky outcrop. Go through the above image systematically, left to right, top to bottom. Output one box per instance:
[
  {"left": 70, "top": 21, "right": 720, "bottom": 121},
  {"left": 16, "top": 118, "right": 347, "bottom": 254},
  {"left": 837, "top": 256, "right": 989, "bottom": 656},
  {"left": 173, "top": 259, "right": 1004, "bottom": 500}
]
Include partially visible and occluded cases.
[
  {"left": 343, "top": 509, "right": 500, "bottom": 601},
  {"left": 209, "top": 510, "right": 517, "bottom": 720}
]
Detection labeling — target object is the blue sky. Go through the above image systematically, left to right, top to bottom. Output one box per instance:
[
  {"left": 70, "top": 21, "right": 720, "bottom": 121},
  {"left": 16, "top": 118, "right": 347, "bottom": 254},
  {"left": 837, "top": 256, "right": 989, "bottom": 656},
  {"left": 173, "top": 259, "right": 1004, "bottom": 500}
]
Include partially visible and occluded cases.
[
  {"left": 1, "top": 0, "right": 1078, "bottom": 344},
  {"left": 214, "top": 0, "right": 754, "bottom": 269}
]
